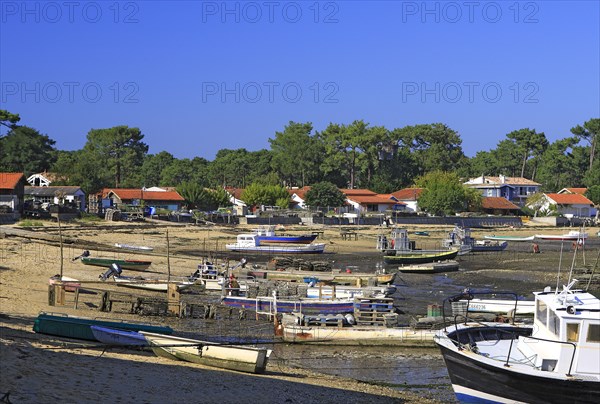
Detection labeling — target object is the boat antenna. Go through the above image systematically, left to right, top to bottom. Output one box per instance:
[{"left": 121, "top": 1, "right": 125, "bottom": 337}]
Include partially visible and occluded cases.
[
  {"left": 567, "top": 236, "right": 580, "bottom": 286},
  {"left": 555, "top": 242, "right": 564, "bottom": 294}
]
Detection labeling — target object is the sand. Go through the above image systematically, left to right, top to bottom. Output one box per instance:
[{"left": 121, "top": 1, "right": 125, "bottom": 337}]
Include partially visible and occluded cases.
[
  {"left": 1, "top": 220, "right": 597, "bottom": 403},
  {"left": 0, "top": 221, "right": 441, "bottom": 404}
]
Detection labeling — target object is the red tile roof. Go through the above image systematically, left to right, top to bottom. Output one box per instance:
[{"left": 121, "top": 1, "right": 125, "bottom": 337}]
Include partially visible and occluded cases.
[
  {"left": 0, "top": 173, "right": 24, "bottom": 190},
  {"left": 289, "top": 186, "right": 311, "bottom": 200},
  {"left": 225, "top": 187, "right": 244, "bottom": 200},
  {"left": 106, "top": 188, "right": 184, "bottom": 201},
  {"left": 391, "top": 188, "right": 425, "bottom": 201},
  {"left": 561, "top": 188, "right": 587, "bottom": 195},
  {"left": 340, "top": 189, "right": 377, "bottom": 196},
  {"left": 546, "top": 193, "right": 593, "bottom": 205},
  {"left": 347, "top": 195, "right": 397, "bottom": 205},
  {"left": 481, "top": 197, "right": 520, "bottom": 210}
]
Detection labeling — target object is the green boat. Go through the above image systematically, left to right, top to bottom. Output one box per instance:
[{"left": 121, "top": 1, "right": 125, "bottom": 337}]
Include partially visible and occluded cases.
[
  {"left": 383, "top": 248, "right": 459, "bottom": 264},
  {"left": 81, "top": 257, "right": 152, "bottom": 270},
  {"left": 32, "top": 312, "right": 173, "bottom": 341}
]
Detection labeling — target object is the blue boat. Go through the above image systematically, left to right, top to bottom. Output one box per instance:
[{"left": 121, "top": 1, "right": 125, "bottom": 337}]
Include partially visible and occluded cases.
[
  {"left": 253, "top": 226, "right": 318, "bottom": 245},
  {"left": 222, "top": 295, "right": 355, "bottom": 314},
  {"left": 33, "top": 313, "right": 173, "bottom": 341},
  {"left": 90, "top": 325, "right": 148, "bottom": 346}
]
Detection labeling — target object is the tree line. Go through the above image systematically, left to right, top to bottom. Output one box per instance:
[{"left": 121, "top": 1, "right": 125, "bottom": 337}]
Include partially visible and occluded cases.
[{"left": 1, "top": 109, "right": 598, "bottom": 200}]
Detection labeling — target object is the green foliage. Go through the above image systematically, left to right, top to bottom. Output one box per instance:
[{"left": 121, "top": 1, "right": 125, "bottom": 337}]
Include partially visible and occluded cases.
[
  {"left": 0, "top": 109, "right": 20, "bottom": 132},
  {"left": 571, "top": 118, "right": 600, "bottom": 171},
  {"left": 269, "top": 121, "right": 323, "bottom": 187},
  {"left": 0, "top": 126, "right": 56, "bottom": 174},
  {"left": 83, "top": 126, "right": 148, "bottom": 188},
  {"left": 505, "top": 128, "right": 548, "bottom": 178},
  {"left": 535, "top": 137, "right": 581, "bottom": 191},
  {"left": 140, "top": 151, "right": 176, "bottom": 186},
  {"left": 160, "top": 157, "right": 209, "bottom": 186},
  {"left": 583, "top": 159, "right": 600, "bottom": 187},
  {"left": 415, "top": 171, "right": 472, "bottom": 215},
  {"left": 304, "top": 182, "right": 347, "bottom": 208},
  {"left": 177, "top": 183, "right": 231, "bottom": 211},
  {"left": 241, "top": 183, "right": 289, "bottom": 207},
  {"left": 585, "top": 185, "right": 600, "bottom": 206},
  {"left": 276, "top": 197, "right": 291, "bottom": 209},
  {"left": 78, "top": 213, "right": 103, "bottom": 222},
  {"left": 18, "top": 220, "right": 44, "bottom": 227}
]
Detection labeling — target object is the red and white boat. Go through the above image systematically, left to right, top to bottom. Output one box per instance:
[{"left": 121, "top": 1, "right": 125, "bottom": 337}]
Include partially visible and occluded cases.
[{"left": 534, "top": 230, "right": 588, "bottom": 241}]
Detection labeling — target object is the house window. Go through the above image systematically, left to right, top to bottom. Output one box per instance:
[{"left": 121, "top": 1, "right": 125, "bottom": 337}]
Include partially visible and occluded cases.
[
  {"left": 566, "top": 323, "right": 580, "bottom": 342},
  {"left": 587, "top": 324, "right": 600, "bottom": 343}
]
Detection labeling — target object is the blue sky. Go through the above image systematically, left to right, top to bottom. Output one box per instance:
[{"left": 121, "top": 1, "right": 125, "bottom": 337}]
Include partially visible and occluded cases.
[{"left": 1, "top": 1, "right": 599, "bottom": 159}]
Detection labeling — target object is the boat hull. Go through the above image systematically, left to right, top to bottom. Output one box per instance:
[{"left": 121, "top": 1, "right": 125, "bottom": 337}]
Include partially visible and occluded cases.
[
  {"left": 255, "top": 235, "right": 318, "bottom": 244},
  {"left": 484, "top": 235, "right": 535, "bottom": 242},
  {"left": 471, "top": 241, "right": 508, "bottom": 252},
  {"left": 226, "top": 243, "right": 325, "bottom": 254},
  {"left": 383, "top": 249, "right": 459, "bottom": 264},
  {"left": 81, "top": 257, "right": 152, "bottom": 270},
  {"left": 398, "top": 260, "right": 459, "bottom": 273},
  {"left": 245, "top": 269, "right": 395, "bottom": 285},
  {"left": 222, "top": 296, "right": 355, "bottom": 314},
  {"left": 32, "top": 313, "right": 173, "bottom": 341},
  {"left": 282, "top": 324, "right": 436, "bottom": 347},
  {"left": 90, "top": 326, "right": 147, "bottom": 346},
  {"left": 141, "top": 332, "right": 270, "bottom": 374},
  {"left": 438, "top": 342, "right": 600, "bottom": 403}
]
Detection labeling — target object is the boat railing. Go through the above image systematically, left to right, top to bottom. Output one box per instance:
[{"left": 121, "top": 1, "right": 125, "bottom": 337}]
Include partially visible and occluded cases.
[{"left": 504, "top": 335, "right": 577, "bottom": 376}]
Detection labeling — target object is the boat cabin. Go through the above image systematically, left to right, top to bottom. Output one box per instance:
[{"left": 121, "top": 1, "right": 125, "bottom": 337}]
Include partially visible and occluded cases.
[
  {"left": 376, "top": 228, "right": 414, "bottom": 251},
  {"left": 235, "top": 234, "right": 260, "bottom": 247},
  {"left": 518, "top": 283, "right": 600, "bottom": 376}
]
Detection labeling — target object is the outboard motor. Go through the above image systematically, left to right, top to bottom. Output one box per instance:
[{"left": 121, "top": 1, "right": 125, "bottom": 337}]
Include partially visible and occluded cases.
[
  {"left": 72, "top": 250, "right": 90, "bottom": 262},
  {"left": 99, "top": 263, "right": 123, "bottom": 281}
]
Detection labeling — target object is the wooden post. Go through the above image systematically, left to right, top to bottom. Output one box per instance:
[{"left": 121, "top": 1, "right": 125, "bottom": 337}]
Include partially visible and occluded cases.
[
  {"left": 58, "top": 217, "right": 64, "bottom": 278},
  {"left": 166, "top": 229, "right": 171, "bottom": 283},
  {"left": 167, "top": 283, "right": 180, "bottom": 316},
  {"left": 48, "top": 285, "right": 55, "bottom": 306},
  {"left": 56, "top": 285, "right": 65, "bottom": 306},
  {"left": 73, "top": 287, "right": 80, "bottom": 309}
]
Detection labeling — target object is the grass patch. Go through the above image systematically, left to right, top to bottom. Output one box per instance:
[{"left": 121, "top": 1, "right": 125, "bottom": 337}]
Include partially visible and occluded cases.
[
  {"left": 78, "top": 213, "right": 104, "bottom": 223},
  {"left": 18, "top": 220, "right": 44, "bottom": 227}
]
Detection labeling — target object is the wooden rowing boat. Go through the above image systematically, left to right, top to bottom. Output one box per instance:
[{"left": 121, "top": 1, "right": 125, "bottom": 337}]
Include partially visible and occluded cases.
[
  {"left": 81, "top": 257, "right": 152, "bottom": 270},
  {"left": 32, "top": 312, "right": 173, "bottom": 341},
  {"left": 90, "top": 326, "right": 148, "bottom": 346},
  {"left": 141, "top": 332, "right": 271, "bottom": 374}
]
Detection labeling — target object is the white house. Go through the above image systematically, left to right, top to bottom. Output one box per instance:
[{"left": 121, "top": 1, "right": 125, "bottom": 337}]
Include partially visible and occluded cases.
[
  {"left": 390, "top": 188, "right": 424, "bottom": 213},
  {"left": 341, "top": 189, "right": 402, "bottom": 214},
  {"left": 531, "top": 193, "right": 594, "bottom": 218}
]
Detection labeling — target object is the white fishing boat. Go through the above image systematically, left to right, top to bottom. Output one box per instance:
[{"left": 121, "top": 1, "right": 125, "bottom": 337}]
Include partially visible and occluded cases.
[
  {"left": 534, "top": 230, "right": 588, "bottom": 241},
  {"left": 226, "top": 234, "right": 325, "bottom": 254},
  {"left": 483, "top": 235, "right": 535, "bottom": 242},
  {"left": 111, "top": 275, "right": 198, "bottom": 291},
  {"left": 435, "top": 281, "right": 600, "bottom": 403},
  {"left": 305, "top": 284, "right": 396, "bottom": 299},
  {"left": 141, "top": 332, "right": 271, "bottom": 374}
]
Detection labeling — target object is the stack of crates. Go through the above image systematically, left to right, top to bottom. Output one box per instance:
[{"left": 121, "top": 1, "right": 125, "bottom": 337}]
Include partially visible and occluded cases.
[{"left": 353, "top": 297, "right": 395, "bottom": 326}]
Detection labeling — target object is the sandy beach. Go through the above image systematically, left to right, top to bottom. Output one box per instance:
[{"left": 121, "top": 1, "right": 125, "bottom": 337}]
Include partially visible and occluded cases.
[{"left": 1, "top": 220, "right": 598, "bottom": 403}]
